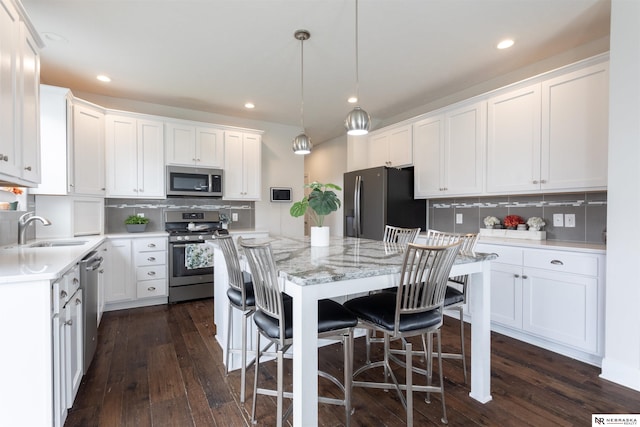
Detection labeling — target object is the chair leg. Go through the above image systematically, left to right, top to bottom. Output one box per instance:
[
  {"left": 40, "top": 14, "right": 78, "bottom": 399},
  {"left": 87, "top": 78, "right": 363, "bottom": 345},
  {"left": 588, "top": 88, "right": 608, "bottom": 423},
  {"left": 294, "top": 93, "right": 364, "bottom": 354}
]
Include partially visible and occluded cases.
[
  {"left": 225, "top": 303, "right": 232, "bottom": 376},
  {"left": 459, "top": 307, "right": 468, "bottom": 384},
  {"left": 240, "top": 310, "right": 248, "bottom": 403},
  {"left": 251, "top": 329, "right": 261, "bottom": 425},
  {"left": 365, "top": 329, "right": 372, "bottom": 364},
  {"left": 435, "top": 330, "right": 448, "bottom": 424},
  {"left": 344, "top": 331, "right": 353, "bottom": 426},
  {"left": 424, "top": 332, "right": 433, "bottom": 403},
  {"left": 406, "top": 340, "right": 414, "bottom": 427},
  {"left": 276, "top": 346, "right": 285, "bottom": 427}
]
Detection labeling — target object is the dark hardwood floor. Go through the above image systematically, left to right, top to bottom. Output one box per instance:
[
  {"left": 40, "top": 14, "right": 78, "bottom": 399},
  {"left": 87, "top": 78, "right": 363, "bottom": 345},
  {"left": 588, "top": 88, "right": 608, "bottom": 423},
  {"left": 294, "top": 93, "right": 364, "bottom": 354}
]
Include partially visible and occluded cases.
[{"left": 65, "top": 299, "right": 639, "bottom": 427}]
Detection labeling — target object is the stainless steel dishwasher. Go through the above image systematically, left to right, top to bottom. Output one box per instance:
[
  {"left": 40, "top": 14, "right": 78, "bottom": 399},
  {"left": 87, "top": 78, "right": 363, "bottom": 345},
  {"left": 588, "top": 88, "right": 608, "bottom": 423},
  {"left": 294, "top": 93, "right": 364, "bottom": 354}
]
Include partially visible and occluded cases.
[{"left": 80, "top": 250, "right": 103, "bottom": 373}]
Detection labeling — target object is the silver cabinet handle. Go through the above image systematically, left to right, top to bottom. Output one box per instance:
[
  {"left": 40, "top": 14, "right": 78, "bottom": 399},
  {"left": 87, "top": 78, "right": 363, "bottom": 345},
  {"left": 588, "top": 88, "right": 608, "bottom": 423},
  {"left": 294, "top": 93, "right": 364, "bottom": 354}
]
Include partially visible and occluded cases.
[
  {"left": 2, "top": 155, "right": 8, "bottom": 161},
  {"left": 24, "top": 166, "right": 32, "bottom": 171},
  {"left": 532, "top": 180, "right": 539, "bottom": 184},
  {"left": 540, "top": 180, "right": 547, "bottom": 184},
  {"left": 148, "top": 243, "right": 156, "bottom": 248},
  {"left": 147, "top": 257, "right": 156, "bottom": 262},
  {"left": 550, "top": 260, "right": 564, "bottom": 265},
  {"left": 147, "top": 271, "right": 156, "bottom": 276},
  {"left": 514, "top": 274, "right": 519, "bottom": 278},
  {"left": 522, "top": 275, "right": 528, "bottom": 279},
  {"left": 73, "top": 278, "right": 79, "bottom": 285},
  {"left": 147, "top": 286, "right": 156, "bottom": 291},
  {"left": 60, "top": 290, "right": 68, "bottom": 298},
  {"left": 75, "top": 298, "right": 82, "bottom": 305},
  {"left": 65, "top": 320, "right": 73, "bottom": 326}
]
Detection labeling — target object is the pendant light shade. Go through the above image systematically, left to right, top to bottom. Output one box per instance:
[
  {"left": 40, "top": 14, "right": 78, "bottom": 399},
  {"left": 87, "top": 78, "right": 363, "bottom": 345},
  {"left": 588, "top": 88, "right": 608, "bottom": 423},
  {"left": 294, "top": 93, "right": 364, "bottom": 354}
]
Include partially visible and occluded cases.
[
  {"left": 345, "top": 0, "right": 370, "bottom": 135},
  {"left": 292, "top": 29, "right": 312, "bottom": 155},
  {"left": 345, "top": 106, "right": 371, "bottom": 136},
  {"left": 292, "top": 133, "right": 312, "bottom": 154}
]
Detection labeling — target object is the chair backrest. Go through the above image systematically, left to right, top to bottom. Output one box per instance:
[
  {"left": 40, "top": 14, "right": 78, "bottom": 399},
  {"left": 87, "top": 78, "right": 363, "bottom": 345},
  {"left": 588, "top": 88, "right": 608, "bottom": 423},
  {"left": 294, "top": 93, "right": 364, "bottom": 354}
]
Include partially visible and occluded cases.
[
  {"left": 383, "top": 225, "right": 421, "bottom": 245},
  {"left": 424, "top": 229, "right": 479, "bottom": 284},
  {"left": 214, "top": 230, "right": 246, "bottom": 295},
  {"left": 239, "top": 238, "right": 287, "bottom": 341},
  {"left": 394, "top": 242, "right": 461, "bottom": 334}
]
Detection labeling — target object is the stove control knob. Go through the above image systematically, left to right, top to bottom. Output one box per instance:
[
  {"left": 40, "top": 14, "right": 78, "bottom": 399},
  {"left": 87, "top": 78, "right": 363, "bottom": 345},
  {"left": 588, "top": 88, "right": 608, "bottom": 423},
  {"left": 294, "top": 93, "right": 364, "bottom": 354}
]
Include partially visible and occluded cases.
[
  {"left": 176, "top": 236, "right": 183, "bottom": 241},
  {"left": 184, "top": 236, "right": 190, "bottom": 241}
]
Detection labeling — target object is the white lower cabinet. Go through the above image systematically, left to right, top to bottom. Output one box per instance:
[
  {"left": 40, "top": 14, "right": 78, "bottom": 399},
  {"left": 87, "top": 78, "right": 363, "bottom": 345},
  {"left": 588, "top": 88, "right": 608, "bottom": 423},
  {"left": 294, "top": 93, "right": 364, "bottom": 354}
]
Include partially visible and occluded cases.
[
  {"left": 104, "top": 236, "right": 168, "bottom": 311},
  {"left": 477, "top": 243, "right": 604, "bottom": 364},
  {"left": 52, "top": 265, "right": 81, "bottom": 427}
]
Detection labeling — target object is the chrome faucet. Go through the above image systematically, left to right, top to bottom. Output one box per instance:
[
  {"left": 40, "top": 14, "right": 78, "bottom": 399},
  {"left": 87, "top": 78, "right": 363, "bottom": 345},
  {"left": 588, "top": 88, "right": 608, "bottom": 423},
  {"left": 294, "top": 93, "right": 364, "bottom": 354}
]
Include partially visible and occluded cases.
[{"left": 18, "top": 211, "right": 52, "bottom": 245}]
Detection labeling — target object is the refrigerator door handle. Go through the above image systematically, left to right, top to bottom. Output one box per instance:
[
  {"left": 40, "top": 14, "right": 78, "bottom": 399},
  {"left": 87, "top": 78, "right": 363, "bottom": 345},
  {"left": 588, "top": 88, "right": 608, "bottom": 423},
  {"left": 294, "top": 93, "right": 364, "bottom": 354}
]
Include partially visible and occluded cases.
[{"left": 354, "top": 175, "right": 362, "bottom": 237}]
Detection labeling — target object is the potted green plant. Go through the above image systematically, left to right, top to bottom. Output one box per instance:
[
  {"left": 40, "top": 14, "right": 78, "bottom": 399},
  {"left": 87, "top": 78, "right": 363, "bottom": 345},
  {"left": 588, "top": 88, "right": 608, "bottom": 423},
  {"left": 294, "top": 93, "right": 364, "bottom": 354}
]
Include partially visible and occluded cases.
[
  {"left": 290, "top": 181, "right": 341, "bottom": 246},
  {"left": 125, "top": 215, "right": 150, "bottom": 233}
]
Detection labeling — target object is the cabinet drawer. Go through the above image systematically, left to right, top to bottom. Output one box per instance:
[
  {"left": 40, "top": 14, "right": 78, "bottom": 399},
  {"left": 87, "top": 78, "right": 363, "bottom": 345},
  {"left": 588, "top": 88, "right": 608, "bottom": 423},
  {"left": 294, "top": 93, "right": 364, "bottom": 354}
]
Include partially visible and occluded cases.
[
  {"left": 133, "top": 238, "right": 167, "bottom": 252},
  {"left": 477, "top": 244, "right": 523, "bottom": 265},
  {"left": 135, "top": 250, "right": 166, "bottom": 267},
  {"left": 524, "top": 250, "right": 598, "bottom": 276},
  {"left": 136, "top": 265, "right": 166, "bottom": 281},
  {"left": 136, "top": 279, "right": 167, "bottom": 299}
]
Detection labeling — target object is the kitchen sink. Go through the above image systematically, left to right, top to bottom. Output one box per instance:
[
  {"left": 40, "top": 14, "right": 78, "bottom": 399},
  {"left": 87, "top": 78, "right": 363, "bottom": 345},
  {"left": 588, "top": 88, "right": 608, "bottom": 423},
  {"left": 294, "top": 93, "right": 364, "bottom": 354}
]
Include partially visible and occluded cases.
[{"left": 29, "top": 240, "right": 88, "bottom": 248}]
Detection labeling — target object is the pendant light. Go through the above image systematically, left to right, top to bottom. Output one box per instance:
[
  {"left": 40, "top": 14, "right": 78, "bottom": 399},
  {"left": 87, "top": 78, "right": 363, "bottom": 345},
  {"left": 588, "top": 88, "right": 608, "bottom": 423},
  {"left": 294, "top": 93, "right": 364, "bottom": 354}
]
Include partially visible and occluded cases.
[
  {"left": 345, "top": 0, "right": 371, "bottom": 136},
  {"left": 292, "top": 29, "right": 312, "bottom": 155}
]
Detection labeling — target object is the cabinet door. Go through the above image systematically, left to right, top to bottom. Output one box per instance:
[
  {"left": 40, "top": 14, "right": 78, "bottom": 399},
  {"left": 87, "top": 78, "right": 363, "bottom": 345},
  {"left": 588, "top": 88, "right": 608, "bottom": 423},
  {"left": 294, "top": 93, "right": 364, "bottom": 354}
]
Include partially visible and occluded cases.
[
  {"left": 0, "top": 1, "right": 20, "bottom": 179},
  {"left": 18, "top": 23, "right": 40, "bottom": 183},
  {"left": 541, "top": 62, "right": 609, "bottom": 191},
  {"left": 487, "top": 84, "right": 541, "bottom": 193},
  {"left": 443, "top": 102, "right": 484, "bottom": 195},
  {"left": 72, "top": 103, "right": 105, "bottom": 195},
  {"left": 413, "top": 114, "right": 444, "bottom": 198},
  {"left": 105, "top": 115, "right": 138, "bottom": 197},
  {"left": 137, "top": 119, "right": 165, "bottom": 197},
  {"left": 165, "top": 122, "right": 196, "bottom": 165},
  {"left": 388, "top": 125, "right": 413, "bottom": 168},
  {"left": 195, "top": 126, "right": 223, "bottom": 168},
  {"left": 224, "top": 131, "right": 262, "bottom": 200},
  {"left": 367, "top": 132, "right": 389, "bottom": 168},
  {"left": 242, "top": 133, "right": 262, "bottom": 199},
  {"left": 104, "top": 239, "right": 135, "bottom": 303},
  {"left": 97, "top": 242, "right": 109, "bottom": 325},
  {"left": 490, "top": 263, "right": 523, "bottom": 328},
  {"left": 522, "top": 268, "right": 598, "bottom": 353},
  {"left": 64, "top": 286, "right": 83, "bottom": 407}
]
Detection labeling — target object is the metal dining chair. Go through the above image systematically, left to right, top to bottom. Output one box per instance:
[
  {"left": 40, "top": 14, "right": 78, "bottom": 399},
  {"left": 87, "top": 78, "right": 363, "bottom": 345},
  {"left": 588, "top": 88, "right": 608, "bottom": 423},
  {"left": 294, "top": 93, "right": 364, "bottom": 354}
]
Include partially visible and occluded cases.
[
  {"left": 365, "top": 225, "right": 422, "bottom": 363},
  {"left": 422, "top": 229, "right": 479, "bottom": 383},
  {"left": 214, "top": 230, "right": 255, "bottom": 404},
  {"left": 239, "top": 237, "right": 357, "bottom": 427},
  {"left": 345, "top": 242, "right": 461, "bottom": 426}
]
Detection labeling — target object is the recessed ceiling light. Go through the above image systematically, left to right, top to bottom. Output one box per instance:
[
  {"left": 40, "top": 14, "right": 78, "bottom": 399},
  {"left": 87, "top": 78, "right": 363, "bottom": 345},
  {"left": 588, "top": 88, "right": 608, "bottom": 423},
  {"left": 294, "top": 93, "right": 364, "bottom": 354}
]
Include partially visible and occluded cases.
[
  {"left": 497, "top": 39, "right": 515, "bottom": 50},
  {"left": 96, "top": 74, "right": 111, "bottom": 82},
  {"left": 347, "top": 96, "right": 358, "bottom": 104},
  {"left": 244, "top": 102, "right": 255, "bottom": 109}
]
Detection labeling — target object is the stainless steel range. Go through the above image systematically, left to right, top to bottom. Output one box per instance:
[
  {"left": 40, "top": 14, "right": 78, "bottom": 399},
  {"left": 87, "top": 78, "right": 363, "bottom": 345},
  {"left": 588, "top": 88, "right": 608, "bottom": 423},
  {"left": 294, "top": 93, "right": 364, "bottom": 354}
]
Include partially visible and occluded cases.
[{"left": 165, "top": 210, "right": 222, "bottom": 303}]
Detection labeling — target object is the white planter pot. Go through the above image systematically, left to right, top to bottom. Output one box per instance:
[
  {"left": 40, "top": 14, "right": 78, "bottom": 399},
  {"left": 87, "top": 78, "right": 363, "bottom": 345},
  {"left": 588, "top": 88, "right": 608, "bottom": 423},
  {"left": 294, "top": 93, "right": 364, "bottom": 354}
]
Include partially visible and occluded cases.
[{"left": 310, "top": 226, "right": 330, "bottom": 247}]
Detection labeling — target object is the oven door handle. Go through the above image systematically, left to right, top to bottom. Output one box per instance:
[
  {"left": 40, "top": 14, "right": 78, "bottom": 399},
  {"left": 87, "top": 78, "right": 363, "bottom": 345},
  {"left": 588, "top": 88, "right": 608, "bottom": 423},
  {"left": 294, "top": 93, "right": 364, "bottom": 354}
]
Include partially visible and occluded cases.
[{"left": 171, "top": 243, "right": 201, "bottom": 248}]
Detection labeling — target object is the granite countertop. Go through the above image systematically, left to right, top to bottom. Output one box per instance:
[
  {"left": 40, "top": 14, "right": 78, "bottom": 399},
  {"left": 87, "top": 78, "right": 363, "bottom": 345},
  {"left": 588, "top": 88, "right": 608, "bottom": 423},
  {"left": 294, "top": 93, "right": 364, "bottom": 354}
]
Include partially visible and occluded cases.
[
  {"left": 237, "top": 235, "right": 496, "bottom": 286},
  {"left": 0, "top": 236, "right": 107, "bottom": 284}
]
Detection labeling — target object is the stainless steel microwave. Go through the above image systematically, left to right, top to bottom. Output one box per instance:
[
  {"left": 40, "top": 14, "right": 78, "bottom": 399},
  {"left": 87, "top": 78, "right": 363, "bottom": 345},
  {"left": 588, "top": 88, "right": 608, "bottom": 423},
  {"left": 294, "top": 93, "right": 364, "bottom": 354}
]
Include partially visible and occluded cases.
[{"left": 166, "top": 166, "right": 223, "bottom": 197}]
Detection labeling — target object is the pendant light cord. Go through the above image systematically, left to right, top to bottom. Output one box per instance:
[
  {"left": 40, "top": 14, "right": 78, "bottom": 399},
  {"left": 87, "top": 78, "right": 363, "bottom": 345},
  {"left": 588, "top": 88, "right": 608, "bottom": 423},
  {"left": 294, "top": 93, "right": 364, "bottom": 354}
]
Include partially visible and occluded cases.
[
  {"left": 354, "top": 0, "right": 360, "bottom": 101},
  {"left": 300, "top": 35, "right": 305, "bottom": 130}
]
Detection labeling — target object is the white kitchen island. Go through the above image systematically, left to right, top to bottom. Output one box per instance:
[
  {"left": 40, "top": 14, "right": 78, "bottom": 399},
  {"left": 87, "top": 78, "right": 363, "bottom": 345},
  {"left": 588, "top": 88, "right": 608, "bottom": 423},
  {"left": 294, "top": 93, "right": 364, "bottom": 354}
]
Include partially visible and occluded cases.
[{"left": 212, "top": 235, "right": 496, "bottom": 426}]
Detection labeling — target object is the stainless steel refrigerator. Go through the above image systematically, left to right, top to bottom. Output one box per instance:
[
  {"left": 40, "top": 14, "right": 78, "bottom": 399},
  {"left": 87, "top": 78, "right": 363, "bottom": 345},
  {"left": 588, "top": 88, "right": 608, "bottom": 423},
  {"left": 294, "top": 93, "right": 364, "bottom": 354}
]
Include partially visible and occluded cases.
[{"left": 344, "top": 166, "right": 426, "bottom": 240}]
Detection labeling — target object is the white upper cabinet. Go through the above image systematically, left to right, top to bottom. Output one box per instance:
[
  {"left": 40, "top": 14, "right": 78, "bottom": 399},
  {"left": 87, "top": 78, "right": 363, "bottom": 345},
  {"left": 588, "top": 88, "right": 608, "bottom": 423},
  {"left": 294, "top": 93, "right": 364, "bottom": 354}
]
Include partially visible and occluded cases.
[
  {"left": 0, "top": 0, "right": 42, "bottom": 186},
  {"left": 487, "top": 59, "right": 609, "bottom": 194},
  {"left": 540, "top": 62, "right": 609, "bottom": 191},
  {"left": 486, "top": 84, "right": 542, "bottom": 193},
  {"left": 71, "top": 100, "right": 106, "bottom": 196},
  {"left": 414, "top": 101, "right": 485, "bottom": 198},
  {"left": 106, "top": 113, "right": 165, "bottom": 198},
  {"left": 165, "top": 121, "right": 224, "bottom": 168},
  {"left": 367, "top": 124, "right": 413, "bottom": 169},
  {"left": 223, "top": 131, "right": 262, "bottom": 200}
]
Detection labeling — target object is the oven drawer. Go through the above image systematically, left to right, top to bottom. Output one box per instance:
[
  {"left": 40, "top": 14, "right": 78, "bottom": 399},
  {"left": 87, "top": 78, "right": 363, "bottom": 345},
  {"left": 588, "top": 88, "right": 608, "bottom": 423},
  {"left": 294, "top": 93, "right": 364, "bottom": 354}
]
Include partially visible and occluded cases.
[
  {"left": 134, "top": 238, "right": 167, "bottom": 253},
  {"left": 135, "top": 251, "right": 167, "bottom": 267},
  {"left": 136, "top": 265, "right": 167, "bottom": 281},
  {"left": 137, "top": 279, "right": 167, "bottom": 299}
]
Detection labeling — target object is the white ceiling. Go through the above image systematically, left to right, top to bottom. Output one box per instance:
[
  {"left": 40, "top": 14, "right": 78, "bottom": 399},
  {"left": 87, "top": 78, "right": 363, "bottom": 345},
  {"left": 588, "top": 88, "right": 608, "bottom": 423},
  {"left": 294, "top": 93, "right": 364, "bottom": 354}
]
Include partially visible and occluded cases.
[{"left": 21, "top": 0, "right": 610, "bottom": 144}]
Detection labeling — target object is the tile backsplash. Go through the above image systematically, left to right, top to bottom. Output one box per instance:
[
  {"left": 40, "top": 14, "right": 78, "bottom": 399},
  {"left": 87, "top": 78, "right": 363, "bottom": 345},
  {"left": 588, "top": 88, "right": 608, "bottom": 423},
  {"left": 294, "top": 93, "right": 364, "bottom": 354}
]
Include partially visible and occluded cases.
[
  {"left": 428, "top": 191, "right": 607, "bottom": 244},
  {"left": 104, "top": 198, "right": 255, "bottom": 234}
]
